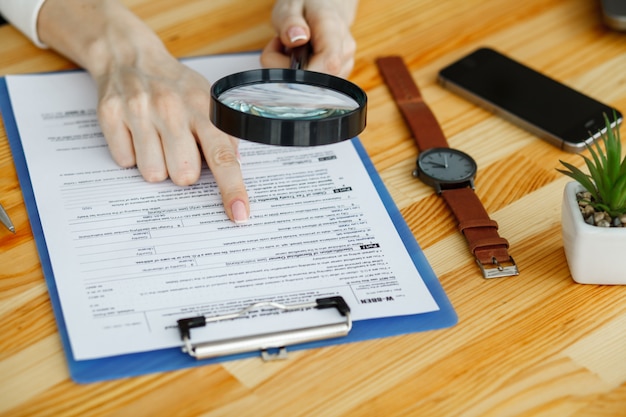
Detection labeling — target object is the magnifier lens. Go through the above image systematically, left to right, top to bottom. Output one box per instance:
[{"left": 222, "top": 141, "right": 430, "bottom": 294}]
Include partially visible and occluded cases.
[
  {"left": 211, "top": 68, "right": 367, "bottom": 146},
  {"left": 218, "top": 83, "right": 359, "bottom": 120}
]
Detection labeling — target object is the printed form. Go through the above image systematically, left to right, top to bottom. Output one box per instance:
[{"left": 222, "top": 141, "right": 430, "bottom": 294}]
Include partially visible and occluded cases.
[{"left": 5, "top": 54, "right": 439, "bottom": 360}]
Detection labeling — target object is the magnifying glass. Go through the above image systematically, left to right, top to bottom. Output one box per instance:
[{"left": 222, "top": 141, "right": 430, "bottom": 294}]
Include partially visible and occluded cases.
[{"left": 210, "top": 45, "right": 367, "bottom": 146}]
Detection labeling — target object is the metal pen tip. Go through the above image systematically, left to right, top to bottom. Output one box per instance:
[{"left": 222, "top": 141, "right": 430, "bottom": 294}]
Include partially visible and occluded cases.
[{"left": 0, "top": 203, "right": 15, "bottom": 234}]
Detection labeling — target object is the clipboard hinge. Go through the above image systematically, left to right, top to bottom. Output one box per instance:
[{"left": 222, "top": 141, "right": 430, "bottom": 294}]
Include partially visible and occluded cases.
[
  {"left": 177, "top": 296, "right": 352, "bottom": 360},
  {"left": 261, "top": 347, "right": 289, "bottom": 361}
]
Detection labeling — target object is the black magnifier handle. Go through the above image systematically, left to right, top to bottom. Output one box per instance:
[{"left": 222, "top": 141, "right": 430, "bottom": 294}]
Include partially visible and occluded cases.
[{"left": 290, "top": 44, "right": 312, "bottom": 70}]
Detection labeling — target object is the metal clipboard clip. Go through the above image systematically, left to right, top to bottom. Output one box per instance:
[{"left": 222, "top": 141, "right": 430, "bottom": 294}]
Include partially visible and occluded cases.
[{"left": 177, "top": 296, "right": 352, "bottom": 361}]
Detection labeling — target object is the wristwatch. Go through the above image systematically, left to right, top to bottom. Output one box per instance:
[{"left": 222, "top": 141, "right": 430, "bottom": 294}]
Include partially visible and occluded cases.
[{"left": 376, "top": 56, "right": 518, "bottom": 278}]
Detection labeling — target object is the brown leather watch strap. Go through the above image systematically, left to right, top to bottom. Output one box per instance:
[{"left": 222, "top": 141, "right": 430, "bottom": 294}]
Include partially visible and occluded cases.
[
  {"left": 376, "top": 55, "right": 518, "bottom": 278},
  {"left": 375, "top": 56, "right": 448, "bottom": 150},
  {"left": 441, "top": 187, "right": 511, "bottom": 262}
]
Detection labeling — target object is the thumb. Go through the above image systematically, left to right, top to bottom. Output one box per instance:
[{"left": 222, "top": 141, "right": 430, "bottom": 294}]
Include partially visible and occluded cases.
[{"left": 272, "top": 3, "right": 310, "bottom": 48}]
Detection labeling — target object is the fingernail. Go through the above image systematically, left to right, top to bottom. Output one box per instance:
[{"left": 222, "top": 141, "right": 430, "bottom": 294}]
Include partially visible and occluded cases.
[
  {"left": 287, "top": 26, "right": 308, "bottom": 43},
  {"left": 231, "top": 200, "right": 248, "bottom": 224}
]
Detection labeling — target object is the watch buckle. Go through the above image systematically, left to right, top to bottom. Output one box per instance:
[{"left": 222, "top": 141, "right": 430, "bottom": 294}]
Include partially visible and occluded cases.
[{"left": 476, "top": 256, "right": 519, "bottom": 278}]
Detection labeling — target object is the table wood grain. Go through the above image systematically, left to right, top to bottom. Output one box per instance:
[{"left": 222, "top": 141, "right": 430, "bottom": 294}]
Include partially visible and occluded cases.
[{"left": 1, "top": 0, "right": 625, "bottom": 415}]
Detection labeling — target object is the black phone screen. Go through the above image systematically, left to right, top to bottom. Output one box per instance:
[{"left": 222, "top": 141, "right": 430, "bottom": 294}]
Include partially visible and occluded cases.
[{"left": 438, "top": 47, "right": 621, "bottom": 150}]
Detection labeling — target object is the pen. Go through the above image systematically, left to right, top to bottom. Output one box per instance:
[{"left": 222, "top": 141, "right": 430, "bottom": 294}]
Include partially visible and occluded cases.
[{"left": 0, "top": 202, "right": 15, "bottom": 233}]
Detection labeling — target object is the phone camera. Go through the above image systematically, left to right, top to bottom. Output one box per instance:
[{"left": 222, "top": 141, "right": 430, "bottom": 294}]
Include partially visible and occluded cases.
[{"left": 461, "top": 58, "right": 477, "bottom": 69}]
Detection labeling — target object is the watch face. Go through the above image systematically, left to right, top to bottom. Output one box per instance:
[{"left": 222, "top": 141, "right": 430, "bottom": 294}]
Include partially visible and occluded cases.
[{"left": 416, "top": 147, "right": 477, "bottom": 191}]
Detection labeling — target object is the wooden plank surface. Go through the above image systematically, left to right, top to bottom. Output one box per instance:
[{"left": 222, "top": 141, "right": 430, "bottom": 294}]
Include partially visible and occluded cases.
[{"left": 1, "top": 0, "right": 625, "bottom": 415}]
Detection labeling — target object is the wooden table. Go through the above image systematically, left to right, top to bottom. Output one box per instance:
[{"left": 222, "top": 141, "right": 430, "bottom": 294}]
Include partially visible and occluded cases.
[{"left": 1, "top": 0, "right": 625, "bottom": 415}]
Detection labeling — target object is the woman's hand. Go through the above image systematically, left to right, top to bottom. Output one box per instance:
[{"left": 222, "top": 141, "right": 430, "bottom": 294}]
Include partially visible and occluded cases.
[
  {"left": 38, "top": 0, "right": 249, "bottom": 223},
  {"left": 261, "top": 0, "right": 358, "bottom": 78}
]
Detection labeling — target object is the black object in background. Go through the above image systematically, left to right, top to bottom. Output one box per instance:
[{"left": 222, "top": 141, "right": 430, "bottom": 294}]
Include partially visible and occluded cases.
[{"left": 601, "top": 0, "right": 626, "bottom": 30}]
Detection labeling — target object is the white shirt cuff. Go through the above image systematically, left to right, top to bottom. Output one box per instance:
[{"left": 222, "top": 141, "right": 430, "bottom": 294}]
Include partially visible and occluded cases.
[{"left": 0, "top": 0, "right": 49, "bottom": 48}]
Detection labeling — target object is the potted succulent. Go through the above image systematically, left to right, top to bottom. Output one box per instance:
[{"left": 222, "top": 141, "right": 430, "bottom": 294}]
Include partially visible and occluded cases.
[{"left": 558, "top": 112, "right": 626, "bottom": 285}]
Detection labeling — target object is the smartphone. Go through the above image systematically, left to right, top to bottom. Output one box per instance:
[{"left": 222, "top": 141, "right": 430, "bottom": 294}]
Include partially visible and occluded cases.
[{"left": 438, "top": 47, "right": 622, "bottom": 153}]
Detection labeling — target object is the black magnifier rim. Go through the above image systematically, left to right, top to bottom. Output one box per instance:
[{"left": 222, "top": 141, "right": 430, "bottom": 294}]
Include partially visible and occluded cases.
[{"left": 210, "top": 68, "right": 367, "bottom": 146}]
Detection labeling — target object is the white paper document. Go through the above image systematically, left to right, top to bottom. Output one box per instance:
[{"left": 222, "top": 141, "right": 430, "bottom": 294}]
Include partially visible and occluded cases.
[{"left": 5, "top": 54, "right": 439, "bottom": 360}]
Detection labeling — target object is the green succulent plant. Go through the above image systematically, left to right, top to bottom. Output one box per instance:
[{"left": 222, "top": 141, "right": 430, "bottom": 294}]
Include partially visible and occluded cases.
[{"left": 557, "top": 112, "right": 626, "bottom": 218}]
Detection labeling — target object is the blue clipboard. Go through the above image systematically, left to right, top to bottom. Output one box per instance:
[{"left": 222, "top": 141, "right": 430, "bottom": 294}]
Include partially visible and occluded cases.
[{"left": 0, "top": 56, "right": 457, "bottom": 384}]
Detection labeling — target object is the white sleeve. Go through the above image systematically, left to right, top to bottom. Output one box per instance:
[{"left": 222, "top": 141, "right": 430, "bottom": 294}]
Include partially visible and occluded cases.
[{"left": 0, "top": 0, "right": 49, "bottom": 48}]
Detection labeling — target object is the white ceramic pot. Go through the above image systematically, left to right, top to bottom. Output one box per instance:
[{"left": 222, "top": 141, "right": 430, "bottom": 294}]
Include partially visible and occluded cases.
[{"left": 561, "top": 181, "right": 626, "bottom": 285}]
